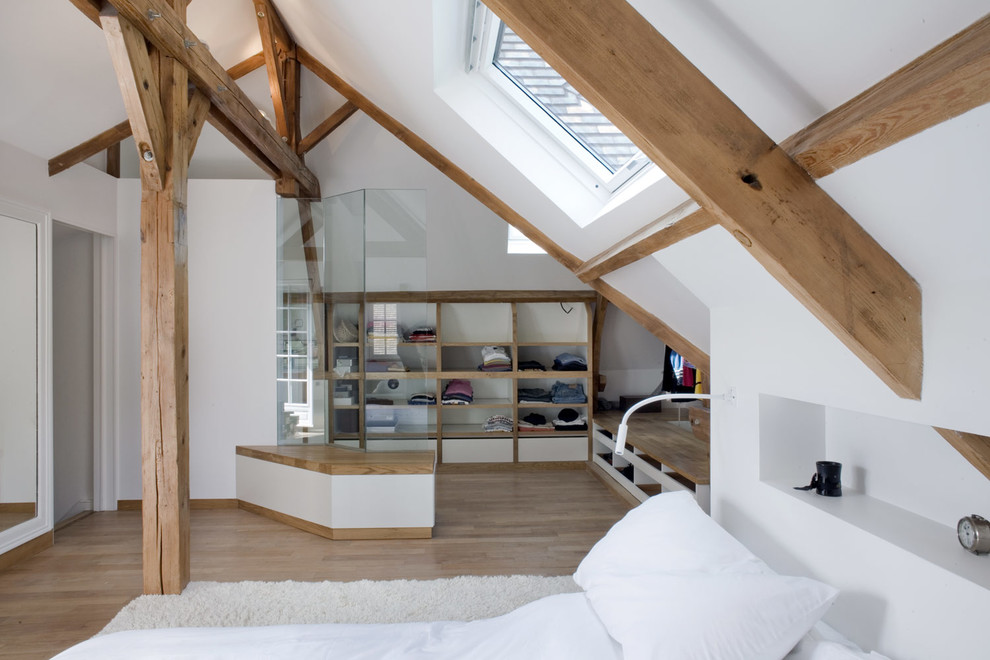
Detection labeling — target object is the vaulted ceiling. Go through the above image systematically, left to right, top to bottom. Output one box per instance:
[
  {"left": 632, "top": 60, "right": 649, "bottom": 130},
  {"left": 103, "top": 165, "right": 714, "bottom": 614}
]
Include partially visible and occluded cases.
[{"left": 4, "top": 0, "right": 990, "bottom": 401}]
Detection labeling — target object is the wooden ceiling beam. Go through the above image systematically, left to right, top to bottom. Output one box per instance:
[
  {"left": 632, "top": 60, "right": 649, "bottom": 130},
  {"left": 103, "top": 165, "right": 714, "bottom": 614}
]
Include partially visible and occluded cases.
[
  {"left": 100, "top": 0, "right": 318, "bottom": 196},
  {"left": 253, "top": 0, "right": 290, "bottom": 140},
  {"left": 488, "top": 0, "right": 922, "bottom": 399},
  {"left": 100, "top": 5, "right": 168, "bottom": 190},
  {"left": 782, "top": 13, "right": 990, "bottom": 178},
  {"left": 577, "top": 14, "right": 990, "bottom": 281},
  {"left": 298, "top": 47, "right": 581, "bottom": 270},
  {"left": 48, "top": 51, "right": 264, "bottom": 177},
  {"left": 298, "top": 101, "right": 359, "bottom": 155},
  {"left": 204, "top": 105, "right": 280, "bottom": 179},
  {"left": 49, "top": 120, "right": 131, "bottom": 176},
  {"left": 575, "top": 203, "right": 715, "bottom": 282},
  {"left": 587, "top": 279, "right": 710, "bottom": 376},
  {"left": 934, "top": 427, "right": 990, "bottom": 482}
]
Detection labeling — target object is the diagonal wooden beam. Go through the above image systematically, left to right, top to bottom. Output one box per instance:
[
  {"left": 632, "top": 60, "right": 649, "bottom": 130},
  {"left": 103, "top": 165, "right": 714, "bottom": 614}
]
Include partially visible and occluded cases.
[
  {"left": 101, "top": 0, "right": 319, "bottom": 196},
  {"left": 254, "top": 0, "right": 290, "bottom": 140},
  {"left": 487, "top": 0, "right": 922, "bottom": 399},
  {"left": 100, "top": 5, "right": 168, "bottom": 190},
  {"left": 782, "top": 13, "right": 990, "bottom": 178},
  {"left": 297, "top": 47, "right": 581, "bottom": 270},
  {"left": 48, "top": 51, "right": 265, "bottom": 177},
  {"left": 184, "top": 90, "right": 211, "bottom": 164},
  {"left": 298, "top": 101, "right": 359, "bottom": 155},
  {"left": 204, "top": 105, "right": 280, "bottom": 179},
  {"left": 49, "top": 120, "right": 132, "bottom": 176},
  {"left": 575, "top": 202, "right": 715, "bottom": 282},
  {"left": 587, "top": 278, "right": 709, "bottom": 376},
  {"left": 934, "top": 427, "right": 990, "bottom": 482}
]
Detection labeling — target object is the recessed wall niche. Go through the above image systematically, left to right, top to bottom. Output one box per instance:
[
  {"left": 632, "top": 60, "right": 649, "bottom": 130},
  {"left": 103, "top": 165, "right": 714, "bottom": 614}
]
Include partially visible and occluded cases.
[{"left": 759, "top": 394, "right": 990, "bottom": 589}]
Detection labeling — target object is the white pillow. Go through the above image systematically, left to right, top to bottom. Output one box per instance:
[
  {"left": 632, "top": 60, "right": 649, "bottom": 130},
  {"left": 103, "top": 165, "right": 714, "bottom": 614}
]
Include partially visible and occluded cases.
[
  {"left": 575, "top": 491, "right": 768, "bottom": 590},
  {"left": 585, "top": 572, "right": 838, "bottom": 660}
]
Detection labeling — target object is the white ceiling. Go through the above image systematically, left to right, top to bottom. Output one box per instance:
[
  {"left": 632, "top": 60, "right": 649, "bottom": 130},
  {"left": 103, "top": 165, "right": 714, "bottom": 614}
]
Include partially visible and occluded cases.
[{"left": 2, "top": 0, "right": 988, "bottom": 356}]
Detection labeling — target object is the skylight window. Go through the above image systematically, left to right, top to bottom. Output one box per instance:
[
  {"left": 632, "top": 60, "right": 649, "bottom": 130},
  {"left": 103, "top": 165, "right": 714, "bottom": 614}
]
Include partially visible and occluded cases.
[{"left": 468, "top": 5, "right": 652, "bottom": 194}]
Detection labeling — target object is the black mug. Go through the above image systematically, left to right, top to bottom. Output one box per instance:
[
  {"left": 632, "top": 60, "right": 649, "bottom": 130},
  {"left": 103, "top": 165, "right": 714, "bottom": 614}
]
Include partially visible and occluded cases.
[{"left": 794, "top": 461, "right": 842, "bottom": 497}]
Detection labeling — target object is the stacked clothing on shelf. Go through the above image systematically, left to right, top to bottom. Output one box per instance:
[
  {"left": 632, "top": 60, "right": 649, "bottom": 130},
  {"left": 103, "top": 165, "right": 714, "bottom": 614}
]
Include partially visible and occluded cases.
[
  {"left": 405, "top": 327, "right": 437, "bottom": 343},
  {"left": 478, "top": 345, "right": 512, "bottom": 372},
  {"left": 552, "top": 352, "right": 587, "bottom": 371},
  {"left": 517, "top": 359, "right": 546, "bottom": 371},
  {"left": 441, "top": 379, "right": 474, "bottom": 405},
  {"left": 550, "top": 380, "right": 587, "bottom": 404},
  {"left": 517, "top": 387, "right": 552, "bottom": 403},
  {"left": 408, "top": 392, "right": 436, "bottom": 405},
  {"left": 365, "top": 397, "right": 394, "bottom": 406},
  {"left": 552, "top": 407, "right": 588, "bottom": 432},
  {"left": 518, "top": 412, "right": 551, "bottom": 432},
  {"left": 482, "top": 415, "right": 514, "bottom": 433}
]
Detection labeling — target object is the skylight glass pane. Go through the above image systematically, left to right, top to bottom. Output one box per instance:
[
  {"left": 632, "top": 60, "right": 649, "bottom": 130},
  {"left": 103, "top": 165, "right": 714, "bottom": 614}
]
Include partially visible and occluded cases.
[{"left": 493, "top": 23, "right": 640, "bottom": 174}]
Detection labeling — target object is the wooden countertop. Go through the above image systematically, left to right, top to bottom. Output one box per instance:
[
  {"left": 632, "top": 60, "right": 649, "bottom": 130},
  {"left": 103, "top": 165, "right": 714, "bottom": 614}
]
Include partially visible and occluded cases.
[
  {"left": 594, "top": 410, "right": 710, "bottom": 485},
  {"left": 237, "top": 444, "right": 436, "bottom": 476}
]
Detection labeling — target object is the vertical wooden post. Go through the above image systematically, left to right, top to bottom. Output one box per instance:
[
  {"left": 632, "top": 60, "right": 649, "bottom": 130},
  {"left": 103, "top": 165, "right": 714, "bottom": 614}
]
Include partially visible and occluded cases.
[{"left": 137, "top": 0, "right": 191, "bottom": 595}]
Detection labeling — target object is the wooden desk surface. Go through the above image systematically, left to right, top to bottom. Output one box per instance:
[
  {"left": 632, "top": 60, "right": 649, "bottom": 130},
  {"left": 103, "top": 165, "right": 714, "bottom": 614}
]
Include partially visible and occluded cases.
[
  {"left": 594, "top": 410, "right": 710, "bottom": 485},
  {"left": 237, "top": 444, "right": 436, "bottom": 476}
]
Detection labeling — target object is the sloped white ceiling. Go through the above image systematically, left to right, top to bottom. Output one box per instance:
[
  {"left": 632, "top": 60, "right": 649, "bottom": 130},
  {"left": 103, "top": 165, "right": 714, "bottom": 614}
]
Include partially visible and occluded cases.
[{"left": 2, "top": 0, "right": 988, "bottom": 359}]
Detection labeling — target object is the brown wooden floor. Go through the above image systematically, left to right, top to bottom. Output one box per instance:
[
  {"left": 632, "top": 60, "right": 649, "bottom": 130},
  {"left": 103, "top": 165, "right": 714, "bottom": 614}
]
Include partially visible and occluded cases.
[{"left": 0, "top": 467, "right": 631, "bottom": 659}]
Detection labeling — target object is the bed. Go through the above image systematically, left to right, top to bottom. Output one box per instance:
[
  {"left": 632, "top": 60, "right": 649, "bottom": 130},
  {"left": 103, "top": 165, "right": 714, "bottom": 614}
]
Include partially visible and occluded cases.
[{"left": 53, "top": 492, "right": 888, "bottom": 659}]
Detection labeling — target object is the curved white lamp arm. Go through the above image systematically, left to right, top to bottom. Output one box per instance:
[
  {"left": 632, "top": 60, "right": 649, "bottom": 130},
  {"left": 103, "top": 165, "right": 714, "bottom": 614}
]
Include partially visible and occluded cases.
[{"left": 614, "top": 393, "right": 724, "bottom": 456}]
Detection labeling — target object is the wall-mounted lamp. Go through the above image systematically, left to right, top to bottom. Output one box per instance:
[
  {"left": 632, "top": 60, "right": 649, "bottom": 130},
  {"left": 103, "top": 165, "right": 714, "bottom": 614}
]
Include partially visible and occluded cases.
[{"left": 614, "top": 391, "right": 731, "bottom": 456}]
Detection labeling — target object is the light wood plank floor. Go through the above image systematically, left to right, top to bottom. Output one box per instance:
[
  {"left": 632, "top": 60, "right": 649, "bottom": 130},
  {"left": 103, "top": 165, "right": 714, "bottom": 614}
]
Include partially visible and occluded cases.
[{"left": 0, "top": 468, "right": 630, "bottom": 659}]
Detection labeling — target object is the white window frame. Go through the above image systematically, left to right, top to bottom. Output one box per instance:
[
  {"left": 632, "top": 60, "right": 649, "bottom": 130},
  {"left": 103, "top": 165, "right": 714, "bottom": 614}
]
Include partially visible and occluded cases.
[{"left": 467, "top": 4, "right": 651, "bottom": 195}]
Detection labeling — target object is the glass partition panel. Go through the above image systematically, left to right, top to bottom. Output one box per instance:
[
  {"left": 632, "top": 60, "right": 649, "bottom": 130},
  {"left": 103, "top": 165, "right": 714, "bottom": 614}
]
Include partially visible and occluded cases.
[
  {"left": 278, "top": 190, "right": 428, "bottom": 450},
  {"left": 276, "top": 199, "right": 327, "bottom": 444}
]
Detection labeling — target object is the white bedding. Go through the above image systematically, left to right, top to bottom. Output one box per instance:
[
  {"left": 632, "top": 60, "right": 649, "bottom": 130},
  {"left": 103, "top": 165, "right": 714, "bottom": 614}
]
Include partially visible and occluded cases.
[
  {"left": 54, "top": 493, "right": 888, "bottom": 660},
  {"left": 53, "top": 593, "right": 623, "bottom": 660}
]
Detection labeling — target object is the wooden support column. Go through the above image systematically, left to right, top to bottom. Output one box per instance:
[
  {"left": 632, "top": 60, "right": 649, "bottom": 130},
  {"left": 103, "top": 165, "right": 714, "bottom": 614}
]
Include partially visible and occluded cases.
[{"left": 102, "top": 1, "right": 191, "bottom": 595}]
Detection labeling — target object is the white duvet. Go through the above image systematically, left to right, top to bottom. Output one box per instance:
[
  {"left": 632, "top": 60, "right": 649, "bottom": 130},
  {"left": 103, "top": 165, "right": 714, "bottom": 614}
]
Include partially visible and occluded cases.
[{"left": 52, "top": 593, "right": 623, "bottom": 660}]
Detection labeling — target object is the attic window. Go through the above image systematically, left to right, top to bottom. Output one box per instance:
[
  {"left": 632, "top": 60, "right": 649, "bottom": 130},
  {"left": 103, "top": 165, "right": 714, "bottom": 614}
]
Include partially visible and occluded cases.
[{"left": 468, "top": 5, "right": 651, "bottom": 194}]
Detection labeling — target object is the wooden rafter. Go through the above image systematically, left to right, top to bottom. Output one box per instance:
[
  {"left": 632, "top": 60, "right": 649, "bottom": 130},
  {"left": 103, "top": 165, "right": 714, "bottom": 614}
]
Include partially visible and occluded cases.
[
  {"left": 97, "top": 0, "right": 318, "bottom": 196},
  {"left": 254, "top": 0, "right": 291, "bottom": 140},
  {"left": 488, "top": 0, "right": 922, "bottom": 400},
  {"left": 579, "top": 13, "right": 990, "bottom": 283},
  {"left": 782, "top": 13, "right": 990, "bottom": 178},
  {"left": 297, "top": 47, "right": 581, "bottom": 271},
  {"left": 48, "top": 52, "right": 264, "bottom": 177},
  {"left": 299, "top": 101, "right": 359, "bottom": 155},
  {"left": 49, "top": 120, "right": 131, "bottom": 176},
  {"left": 575, "top": 203, "right": 715, "bottom": 283},
  {"left": 587, "top": 279, "right": 709, "bottom": 376},
  {"left": 934, "top": 427, "right": 990, "bottom": 482}
]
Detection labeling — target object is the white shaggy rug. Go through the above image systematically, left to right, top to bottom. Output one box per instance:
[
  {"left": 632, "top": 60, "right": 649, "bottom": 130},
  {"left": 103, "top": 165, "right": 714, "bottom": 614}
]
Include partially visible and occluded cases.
[{"left": 101, "top": 575, "right": 580, "bottom": 635}]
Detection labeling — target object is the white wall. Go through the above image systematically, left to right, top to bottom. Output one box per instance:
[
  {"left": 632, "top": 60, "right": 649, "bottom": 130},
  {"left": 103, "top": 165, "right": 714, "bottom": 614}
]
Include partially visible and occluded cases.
[
  {"left": 692, "top": 105, "right": 990, "bottom": 659},
  {"left": 0, "top": 140, "right": 117, "bottom": 238},
  {"left": 116, "top": 179, "right": 276, "bottom": 500},
  {"left": 52, "top": 222, "right": 95, "bottom": 522}
]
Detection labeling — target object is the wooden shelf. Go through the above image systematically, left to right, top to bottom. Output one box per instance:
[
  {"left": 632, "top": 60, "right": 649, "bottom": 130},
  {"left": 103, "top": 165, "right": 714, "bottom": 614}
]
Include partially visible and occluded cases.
[
  {"left": 315, "top": 294, "right": 596, "bottom": 465},
  {"left": 442, "top": 397, "right": 513, "bottom": 407},
  {"left": 442, "top": 425, "right": 514, "bottom": 437}
]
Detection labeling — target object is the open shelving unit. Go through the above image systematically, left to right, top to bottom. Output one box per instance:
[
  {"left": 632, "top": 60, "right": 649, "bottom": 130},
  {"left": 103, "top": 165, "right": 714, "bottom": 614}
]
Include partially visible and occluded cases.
[{"left": 312, "top": 290, "right": 598, "bottom": 464}]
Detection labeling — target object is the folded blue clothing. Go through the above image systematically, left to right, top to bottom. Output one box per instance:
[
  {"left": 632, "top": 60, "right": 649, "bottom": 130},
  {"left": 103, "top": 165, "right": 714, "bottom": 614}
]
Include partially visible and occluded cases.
[
  {"left": 552, "top": 352, "right": 587, "bottom": 371},
  {"left": 550, "top": 380, "right": 587, "bottom": 404}
]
